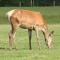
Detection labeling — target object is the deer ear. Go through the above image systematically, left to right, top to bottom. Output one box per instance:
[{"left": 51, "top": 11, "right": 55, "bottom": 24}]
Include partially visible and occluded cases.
[
  {"left": 49, "top": 31, "right": 54, "bottom": 36},
  {"left": 51, "top": 31, "right": 54, "bottom": 34}
]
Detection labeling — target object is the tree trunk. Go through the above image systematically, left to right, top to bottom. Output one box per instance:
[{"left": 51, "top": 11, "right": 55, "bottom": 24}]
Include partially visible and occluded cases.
[
  {"left": 31, "top": 0, "right": 32, "bottom": 6},
  {"left": 53, "top": 0, "right": 55, "bottom": 6}
]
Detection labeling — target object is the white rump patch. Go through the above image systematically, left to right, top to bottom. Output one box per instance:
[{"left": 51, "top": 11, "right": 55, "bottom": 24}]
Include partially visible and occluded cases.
[{"left": 6, "top": 9, "right": 16, "bottom": 21}]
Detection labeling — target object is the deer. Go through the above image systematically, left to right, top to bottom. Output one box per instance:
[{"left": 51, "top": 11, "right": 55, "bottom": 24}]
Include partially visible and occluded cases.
[{"left": 6, "top": 9, "right": 54, "bottom": 50}]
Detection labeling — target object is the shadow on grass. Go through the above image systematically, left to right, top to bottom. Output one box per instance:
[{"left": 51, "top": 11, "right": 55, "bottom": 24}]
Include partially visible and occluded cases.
[
  {"left": 0, "top": 47, "right": 19, "bottom": 51},
  {"left": 0, "top": 47, "right": 29, "bottom": 51}
]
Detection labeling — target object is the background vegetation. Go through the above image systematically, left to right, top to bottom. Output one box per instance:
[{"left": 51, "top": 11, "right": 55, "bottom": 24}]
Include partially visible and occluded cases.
[
  {"left": 0, "top": 0, "right": 60, "bottom": 7},
  {"left": 0, "top": 7, "right": 60, "bottom": 24}
]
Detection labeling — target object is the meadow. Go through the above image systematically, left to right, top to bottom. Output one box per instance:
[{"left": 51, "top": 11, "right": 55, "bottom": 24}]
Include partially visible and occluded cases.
[{"left": 0, "top": 7, "right": 60, "bottom": 60}]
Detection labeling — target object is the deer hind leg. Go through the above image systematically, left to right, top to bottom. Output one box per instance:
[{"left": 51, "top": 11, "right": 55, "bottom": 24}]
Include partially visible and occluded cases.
[
  {"left": 9, "top": 24, "right": 16, "bottom": 49},
  {"left": 28, "top": 29, "right": 32, "bottom": 50}
]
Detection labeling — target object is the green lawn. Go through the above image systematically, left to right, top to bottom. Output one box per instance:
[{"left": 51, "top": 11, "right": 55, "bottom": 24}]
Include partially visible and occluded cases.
[
  {"left": 0, "top": 7, "right": 60, "bottom": 60},
  {"left": 0, "top": 24, "right": 60, "bottom": 60}
]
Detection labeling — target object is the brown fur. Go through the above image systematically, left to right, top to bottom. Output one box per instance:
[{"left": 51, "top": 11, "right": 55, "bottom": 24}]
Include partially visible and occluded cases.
[{"left": 7, "top": 9, "right": 53, "bottom": 49}]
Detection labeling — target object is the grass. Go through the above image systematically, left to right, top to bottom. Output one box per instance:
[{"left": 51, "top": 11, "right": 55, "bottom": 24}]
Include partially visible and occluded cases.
[
  {"left": 0, "top": 7, "right": 60, "bottom": 24},
  {"left": 0, "top": 7, "right": 60, "bottom": 60},
  {"left": 0, "top": 24, "right": 60, "bottom": 60}
]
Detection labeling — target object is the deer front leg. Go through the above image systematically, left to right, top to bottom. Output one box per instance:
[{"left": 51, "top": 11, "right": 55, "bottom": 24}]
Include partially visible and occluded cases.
[
  {"left": 35, "top": 27, "right": 40, "bottom": 49},
  {"left": 28, "top": 29, "right": 32, "bottom": 50}
]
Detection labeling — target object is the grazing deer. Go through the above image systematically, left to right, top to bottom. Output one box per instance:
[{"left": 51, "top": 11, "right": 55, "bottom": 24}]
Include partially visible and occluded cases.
[{"left": 6, "top": 9, "right": 53, "bottom": 50}]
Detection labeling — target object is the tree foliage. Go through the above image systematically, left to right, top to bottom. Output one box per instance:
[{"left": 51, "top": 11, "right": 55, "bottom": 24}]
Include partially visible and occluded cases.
[{"left": 0, "top": 0, "right": 60, "bottom": 6}]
